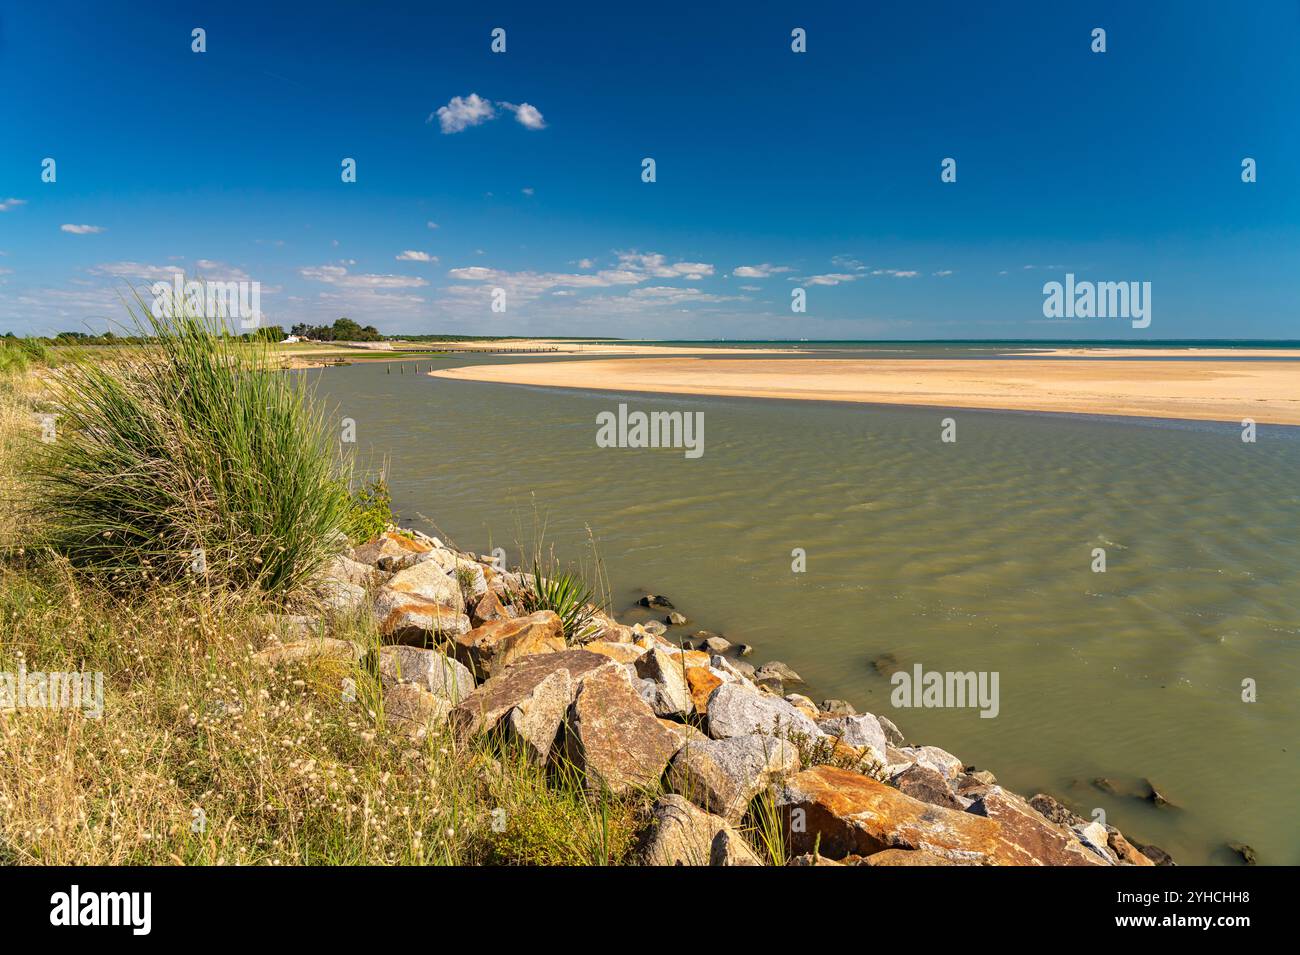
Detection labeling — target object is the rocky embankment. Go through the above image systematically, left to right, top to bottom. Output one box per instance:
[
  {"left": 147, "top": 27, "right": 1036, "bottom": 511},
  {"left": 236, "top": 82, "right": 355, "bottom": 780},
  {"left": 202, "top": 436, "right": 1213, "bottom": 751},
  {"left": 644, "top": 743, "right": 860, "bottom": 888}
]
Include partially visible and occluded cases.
[{"left": 256, "top": 528, "right": 1172, "bottom": 867}]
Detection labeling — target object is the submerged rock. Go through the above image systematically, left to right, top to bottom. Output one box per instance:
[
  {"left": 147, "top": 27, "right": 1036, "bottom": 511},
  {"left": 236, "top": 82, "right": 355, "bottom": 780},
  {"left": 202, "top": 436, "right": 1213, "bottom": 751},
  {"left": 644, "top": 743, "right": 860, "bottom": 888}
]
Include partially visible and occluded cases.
[{"left": 638, "top": 594, "right": 675, "bottom": 610}]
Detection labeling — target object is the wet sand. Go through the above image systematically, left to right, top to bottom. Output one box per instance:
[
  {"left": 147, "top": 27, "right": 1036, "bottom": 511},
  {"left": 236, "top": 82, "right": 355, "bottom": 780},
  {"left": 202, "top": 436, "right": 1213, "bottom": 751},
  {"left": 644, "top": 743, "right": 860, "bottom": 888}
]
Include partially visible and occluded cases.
[{"left": 431, "top": 355, "right": 1300, "bottom": 425}]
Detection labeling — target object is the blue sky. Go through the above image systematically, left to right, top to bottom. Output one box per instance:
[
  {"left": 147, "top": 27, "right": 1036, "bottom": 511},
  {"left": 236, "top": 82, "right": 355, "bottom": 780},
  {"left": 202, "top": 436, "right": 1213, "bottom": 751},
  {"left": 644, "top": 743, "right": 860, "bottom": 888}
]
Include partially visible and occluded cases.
[{"left": 1, "top": 1, "right": 1297, "bottom": 339}]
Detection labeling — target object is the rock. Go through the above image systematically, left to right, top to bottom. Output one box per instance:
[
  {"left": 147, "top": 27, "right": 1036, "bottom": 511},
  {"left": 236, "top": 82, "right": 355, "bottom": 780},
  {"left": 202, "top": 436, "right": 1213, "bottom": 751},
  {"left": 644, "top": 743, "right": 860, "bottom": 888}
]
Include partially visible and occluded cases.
[
  {"left": 352, "top": 531, "right": 432, "bottom": 571},
  {"left": 319, "top": 553, "right": 386, "bottom": 589},
  {"left": 384, "top": 560, "right": 465, "bottom": 612},
  {"left": 448, "top": 561, "right": 488, "bottom": 600},
  {"left": 316, "top": 579, "right": 367, "bottom": 612},
  {"left": 373, "top": 589, "right": 471, "bottom": 644},
  {"left": 470, "top": 589, "right": 511, "bottom": 627},
  {"left": 638, "top": 594, "right": 674, "bottom": 610},
  {"left": 451, "top": 610, "right": 566, "bottom": 679},
  {"left": 665, "top": 611, "right": 688, "bottom": 626},
  {"left": 640, "top": 620, "right": 668, "bottom": 637},
  {"left": 701, "top": 635, "right": 731, "bottom": 654},
  {"left": 252, "top": 637, "right": 361, "bottom": 667},
  {"left": 583, "top": 640, "right": 646, "bottom": 664},
  {"left": 735, "top": 643, "right": 754, "bottom": 657},
  {"left": 376, "top": 645, "right": 475, "bottom": 703},
  {"left": 634, "top": 645, "right": 694, "bottom": 719},
  {"left": 449, "top": 649, "right": 613, "bottom": 741},
  {"left": 870, "top": 652, "right": 901, "bottom": 677},
  {"left": 709, "top": 655, "right": 752, "bottom": 684},
  {"left": 753, "top": 661, "right": 803, "bottom": 685},
  {"left": 564, "top": 665, "right": 682, "bottom": 795},
  {"left": 685, "top": 667, "right": 723, "bottom": 715},
  {"left": 504, "top": 669, "right": 573, "bottom": 764},
  {"left": 753, "top": 673, "right": 784, "bottom": 695},
  {"left": 705, "top": 682, "right": 822, "bottom": 741},
  {"left": 384, "top": 683, "right": 451, "bottom": 740},
  {"left": 784, "top": 694, "right": 819, "bottom": 720},
  {"left": 819, "top": 699, "right": 857, "bottom": 717},
  {"left": 816, "top": 714, "right": 888, "bottom": 763},
  {"left": 877, "top": 714, "right": 905, "bottom": 746},
  {"left": 658, "top": 718, "right": 708, "bottom": 746},
  {"left": 669, "top": 734, "right": 801, "bottom": 823},
  {"left": 898, "top": 745, "right": 963, "bottom": 780},
  {"left": 891, "top": 764, "right": 966, "bottom": 811},
  {"left": 776, "top": 766, "right": 1003, "bottom": 863},
  {"left": 1143, "top": 778, "right": 1177, "bottom": 809},
  {"left": 967, "top": 787, "right": 1109, "bottom": 866},
  {"left": 1028, "top": 793, "right": 1086, "bottom": 828},
  {"left": 637, "top": 794, "right": 729, "bottom": 866},
  {"left": 1071, "top": 821, "right": 1118, "bottom": 863},
  {"left": 710, "top": 827, "right": 763, "bottom": 866},
  {"left": 1107, "top": 828, "right": 1155, "bottom": 866},
  {"left": 1131, "top": 840, "right": 1176, "bottom": 866},
  {"left": 1227, "top": 842, "right": 1257, "bottom": 865},
  {"left": 863, "top": 848, "right": 959, "bottom": 866},
  {"left": 787, "top": 853, "right": 844, "bottom": 866}
]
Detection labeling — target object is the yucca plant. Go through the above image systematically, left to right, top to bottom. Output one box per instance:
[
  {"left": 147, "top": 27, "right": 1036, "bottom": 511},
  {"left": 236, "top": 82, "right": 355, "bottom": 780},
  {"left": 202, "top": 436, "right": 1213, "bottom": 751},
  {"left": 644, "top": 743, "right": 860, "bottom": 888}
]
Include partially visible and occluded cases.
[
  {"left": 29, "top": 289, "right": 355, "bottom": 595},
  {"left": 516, "top": 541, "right": 603, "bottom": 642}
]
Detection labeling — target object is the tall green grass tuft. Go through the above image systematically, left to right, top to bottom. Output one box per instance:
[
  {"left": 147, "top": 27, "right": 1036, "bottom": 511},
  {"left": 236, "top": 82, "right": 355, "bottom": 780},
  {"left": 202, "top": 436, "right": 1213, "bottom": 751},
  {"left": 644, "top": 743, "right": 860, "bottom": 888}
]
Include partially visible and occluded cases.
[{"left": 29, "top": 293, "right": 354, "bottom": 595}]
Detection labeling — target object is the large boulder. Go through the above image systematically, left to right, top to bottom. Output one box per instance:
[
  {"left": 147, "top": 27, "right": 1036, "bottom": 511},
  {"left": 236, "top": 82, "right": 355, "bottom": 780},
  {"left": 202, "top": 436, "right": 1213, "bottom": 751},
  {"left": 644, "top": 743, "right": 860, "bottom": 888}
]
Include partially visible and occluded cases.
[
  {"left": 353, "top": 531, "right": 433, "bottom": 572},
  {"left": 318, "top": 553, "right": 386, "bottom": 589},
  {"left": 384, "top": 560, "right": 465, "bottom": 612},
  {"left": 316, "top": 579, "right": 367, "bottom": 613},
  {"left": 373, "top": 589, "right": 471, "bottom": 644},
  {"left": 451, "top": 610, "right": 566, "bottom": 679},
  {"left": 376, "top": 645, "right": 475, "bottom": 703},
  {"left": 634, "top": 646, "right": 693, "bottom": 718},
  {"left": 449, "top": 649, "right": 613, "bottom": 742},
  {"left": 563, "top": 665, "right": 681, "bottom": 795},
  {"left": 685, "top": 667, "right": 723, "bottom": 715},
  {"left": 504, "top": 669, "right": 574, "bottom": 764},
  {"left": 705, "top": 682, "right": 822, "bottom": 741},
  {"left": 383, "top": 683, "right": 452, "bottom": 740},
  {"left": 816, "top": 714, "right": 888, "bottom": 763},
  {"left": 668, "top": 734, "right": 801, "bottom": 823},
  {"left": 896, "top": 744, "right": 964, "bottom": 780},
  {"left": 890, "top": 763, "right": 966, "bottom": 811},
  {"left": 777, "top": 765, "right": 1051, "bottom": 865},
  {"left": 966, "top": 787, "right": 1109, "bottom": 866},
  {"left": 636, "top": 794, "right": 754, "bottom": 866},
  {"left": 863, "top": 848, "right": 958, "bottom": 867}
]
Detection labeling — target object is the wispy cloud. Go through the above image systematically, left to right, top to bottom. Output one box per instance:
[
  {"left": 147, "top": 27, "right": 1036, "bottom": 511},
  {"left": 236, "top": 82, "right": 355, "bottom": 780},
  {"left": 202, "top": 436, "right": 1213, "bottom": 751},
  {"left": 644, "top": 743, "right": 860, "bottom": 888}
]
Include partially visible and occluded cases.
[
  {"left": 0, "top": 198, "right": 27, "bottom": 212},
  {"left": 61, "top": 224, "right": 106, "bottom": 235},
  {"left": 395, "top": 250, "right": 438, "bottom": 263},
  {"left": 732, "top": 263, "right": 793, "bottom": 279},
  {"left": 300, "top": 264, "right": 428, "bottom": 289},
  {"left": 871, "top": 268, "right": 919, "bottom": 278},
  {"left": 799, "top": 273, "right": 862, "bottom": 286}
]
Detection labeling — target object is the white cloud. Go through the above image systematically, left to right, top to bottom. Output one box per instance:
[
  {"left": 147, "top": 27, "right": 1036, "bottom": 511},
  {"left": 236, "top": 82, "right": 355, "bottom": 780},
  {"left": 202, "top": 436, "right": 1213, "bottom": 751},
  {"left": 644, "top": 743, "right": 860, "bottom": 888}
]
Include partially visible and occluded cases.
[
  {"left": 431, "top": 93, "right": 496, "bottom": 134},
  {"left": 500, "top": 101, "right": 547, "bottom": 130},
  {"left": 521, "top": 187, "right": 535, "bottom": 196},
  {"left": 0, "top": 198, "right": 27, "bottom": 212},
  {"left": 426, "top": 221, "right": 439, "bottom": 229},
  {"left": 61, "top": 224, "right": 105, "bottom": 235},
  {"left": 395, "top": 250, "right": 438, "bottom": 262},
  {"left": 615, "top": 252, "right": 714, "bottom": 280},
  {"left": 831, "top": 255, "right": 867, "bottom": 271},
  {"left": 577, "top": 258, "right": 594, "bottom": 269},
  {"left": 732, "top": 263, "right": 792, "bottom": 279},
  {"left": 300, "top": 264, "right": 428, "bottom": 289},
  {"left": 870, "top": 268, "right": 920, "bottom": 278},
  {"left": 932, "top": 270, "right": 953, "bottom": 277},
  {"left": 800, "top": 273, "right": 862, "bottom": 286},
  {"left": 738, "top": 284, "right": 762, "bottom": 292}
]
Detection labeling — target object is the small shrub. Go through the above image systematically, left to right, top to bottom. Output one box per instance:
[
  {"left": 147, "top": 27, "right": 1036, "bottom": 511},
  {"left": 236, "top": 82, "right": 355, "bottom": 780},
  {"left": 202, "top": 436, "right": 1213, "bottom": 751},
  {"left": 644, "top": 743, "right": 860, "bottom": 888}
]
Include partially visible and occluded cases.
[{"left": 347, "top": 477, "right": 395, "bottom": 544}]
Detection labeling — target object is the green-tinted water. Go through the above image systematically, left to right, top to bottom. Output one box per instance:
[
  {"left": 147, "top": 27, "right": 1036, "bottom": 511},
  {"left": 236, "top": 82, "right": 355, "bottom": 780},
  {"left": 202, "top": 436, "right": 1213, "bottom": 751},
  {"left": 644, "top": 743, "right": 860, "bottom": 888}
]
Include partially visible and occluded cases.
[{"left": 313, "top": 353, "right": 1300, "bottom": 865}]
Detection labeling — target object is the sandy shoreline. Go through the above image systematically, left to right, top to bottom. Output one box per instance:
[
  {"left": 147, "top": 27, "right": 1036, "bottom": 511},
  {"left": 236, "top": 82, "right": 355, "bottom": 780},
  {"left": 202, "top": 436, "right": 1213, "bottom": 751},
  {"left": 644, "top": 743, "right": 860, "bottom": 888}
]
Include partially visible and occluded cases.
[{"left": 430, "top": 355, "right": 1300, "bottom": 425}]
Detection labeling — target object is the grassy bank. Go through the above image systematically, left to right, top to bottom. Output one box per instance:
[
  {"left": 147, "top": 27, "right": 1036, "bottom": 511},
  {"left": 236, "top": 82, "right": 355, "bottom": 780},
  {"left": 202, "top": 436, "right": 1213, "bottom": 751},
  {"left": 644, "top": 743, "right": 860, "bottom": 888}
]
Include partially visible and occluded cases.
[{"left": 0, "top": 315, "right": 654, "bottom": 865}]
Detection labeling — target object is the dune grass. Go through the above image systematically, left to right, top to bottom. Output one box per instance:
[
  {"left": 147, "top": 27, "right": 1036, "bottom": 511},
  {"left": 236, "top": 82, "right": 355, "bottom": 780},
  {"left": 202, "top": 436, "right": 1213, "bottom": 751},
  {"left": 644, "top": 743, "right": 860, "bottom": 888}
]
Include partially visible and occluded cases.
[{"left": 27, "top": 299, "right": 356, "bottom": 595}]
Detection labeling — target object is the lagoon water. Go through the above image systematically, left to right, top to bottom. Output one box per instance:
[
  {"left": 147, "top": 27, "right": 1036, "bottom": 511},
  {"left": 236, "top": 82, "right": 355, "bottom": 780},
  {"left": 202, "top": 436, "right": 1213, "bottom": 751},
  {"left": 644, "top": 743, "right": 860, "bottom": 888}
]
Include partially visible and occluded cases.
[{"left": 312, "top": 350, "right": 1300, "bottom": 865}]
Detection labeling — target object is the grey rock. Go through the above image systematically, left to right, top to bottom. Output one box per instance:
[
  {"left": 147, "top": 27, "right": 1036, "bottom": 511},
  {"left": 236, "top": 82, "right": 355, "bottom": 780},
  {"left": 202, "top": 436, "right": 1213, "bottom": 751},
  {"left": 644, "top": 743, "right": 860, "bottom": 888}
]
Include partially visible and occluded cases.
[
  {"left": 377, "top": 645, "right": 475, "bottom": 704},
  {"left": 635, "top": 645, "right": 694, "bottom": 718},
  {"left": 753, "top": 661, "right": 804, "bottom": 685},
  {"left": 705, "top": 682, "right": 822, "bottom": 741},
  {"left": 819, "top": 699, "right": 857, "bottom": 717},
  {"left": 816, "top": 714, "right": 888, "bottom": 762},
  {"left": 669, "top": 733, "right": 801, "bottom": 823}
]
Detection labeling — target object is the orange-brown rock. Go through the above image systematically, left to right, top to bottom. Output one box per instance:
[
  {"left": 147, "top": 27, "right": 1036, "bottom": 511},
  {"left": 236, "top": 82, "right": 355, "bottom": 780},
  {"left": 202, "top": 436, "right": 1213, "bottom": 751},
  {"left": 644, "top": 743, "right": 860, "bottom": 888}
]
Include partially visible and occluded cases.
[
  {"left": 374, "top": 590, "right": 471, "bottom": 644},
  {"left": 451, "top": 610, "right": 566, "bottom": 679},
  {"left": 583, "top": 640, "right": 646, "bottom": 664},
  {"left": 449, "top": 649, "right": 613, "bottom": 741},
  {"left": 564, "top": 665, "right": 682, "bottom": 795},
  {"left": 685, "top": 667, "right": 723, "bottom": 714},
  {"left": 777, "top": 766, "right": 1106, "bottom": 865},
  {"left": 863, "top": 848, "right": 960, "bottom": 866}
]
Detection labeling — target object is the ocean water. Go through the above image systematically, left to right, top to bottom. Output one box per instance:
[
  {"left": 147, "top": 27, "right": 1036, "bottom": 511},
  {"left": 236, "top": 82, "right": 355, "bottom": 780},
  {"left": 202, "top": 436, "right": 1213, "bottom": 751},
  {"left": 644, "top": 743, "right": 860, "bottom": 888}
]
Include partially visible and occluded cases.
[{"left": 311, "top": 350, "right": 1300, "bottom": 865}]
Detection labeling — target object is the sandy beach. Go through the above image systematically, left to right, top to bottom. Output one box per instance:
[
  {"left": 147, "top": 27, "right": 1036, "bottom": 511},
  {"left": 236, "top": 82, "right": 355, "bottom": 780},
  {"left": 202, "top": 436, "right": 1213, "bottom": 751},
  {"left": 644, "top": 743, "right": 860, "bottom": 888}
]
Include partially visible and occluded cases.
[{"left": 431, "top": 355, "right": 1300, "bottom": 425}]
